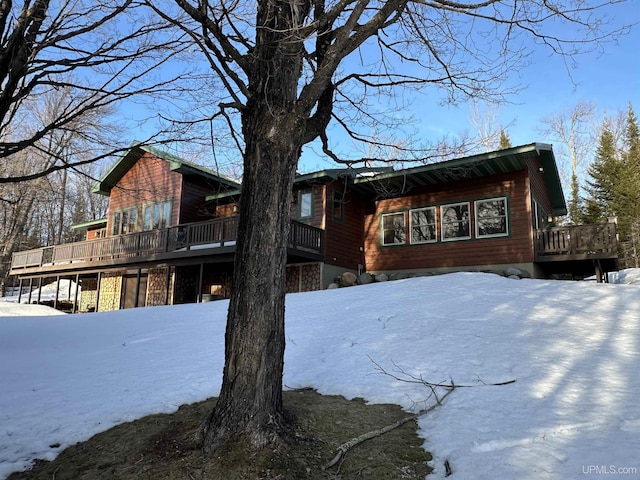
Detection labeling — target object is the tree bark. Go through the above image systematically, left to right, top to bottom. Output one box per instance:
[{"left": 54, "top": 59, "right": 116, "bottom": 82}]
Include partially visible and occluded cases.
[{"left": 199, "top": 0, "right": 310, "bottom": 452}]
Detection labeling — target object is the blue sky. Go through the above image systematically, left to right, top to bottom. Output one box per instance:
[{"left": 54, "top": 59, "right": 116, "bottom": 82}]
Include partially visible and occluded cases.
[{"left": 297, "top": 1, "right": 640, "bottom": 172}]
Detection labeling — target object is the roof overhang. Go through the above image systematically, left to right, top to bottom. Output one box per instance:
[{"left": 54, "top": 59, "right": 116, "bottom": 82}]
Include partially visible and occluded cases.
[
  {"left": 92, "top": 143, "right": 241, "bottom": 196},
  {"left": 352, "top": 143, "right": 567, "bottom": 216},
  {"left": 70, "top": 218, "right": 108, "bottom": 230}
]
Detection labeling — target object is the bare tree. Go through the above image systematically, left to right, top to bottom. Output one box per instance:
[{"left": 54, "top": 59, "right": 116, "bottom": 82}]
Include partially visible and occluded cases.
[
  {"left": 0, "top": 0, "right": 196, "bottom": 183},
  {"left": 149, "top": 0, "right": 632, "bottom": 453},
  {"left": 0, "top": 84, "right": 119, "bottom": 286},
  {"left": 540, "top": 101, "right": 596, "bottom": 224}
]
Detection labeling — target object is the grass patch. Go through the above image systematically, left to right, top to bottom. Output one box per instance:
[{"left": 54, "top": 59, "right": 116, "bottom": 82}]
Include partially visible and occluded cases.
[{"left": 8, "top": 389, "right": 432, "bottom": 479}]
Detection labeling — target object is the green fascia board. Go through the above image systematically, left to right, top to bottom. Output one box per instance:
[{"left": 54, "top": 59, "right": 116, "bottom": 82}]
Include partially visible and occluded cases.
[
  {"left": 92, "top": 142, "right": 241, "bottom": 196},
  {"left": 352, "top": 143, "right": 567, "bottom": 215},
  {"left": 204, "top": 167, "right": 394, "bottom": 202},
  {"left": 293, "top": 167, "right": 394, "bottom": 186},
  {"left": 70, "top": 218, "right": 108, "bottom": 230}
]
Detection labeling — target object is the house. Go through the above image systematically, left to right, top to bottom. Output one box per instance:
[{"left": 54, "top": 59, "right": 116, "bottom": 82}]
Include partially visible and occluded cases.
[{"left": 9, "top": 142, "right": 618, "bottom": 312}]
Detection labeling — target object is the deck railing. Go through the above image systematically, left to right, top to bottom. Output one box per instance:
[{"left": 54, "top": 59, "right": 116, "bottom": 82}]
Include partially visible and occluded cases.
[
  {"left": 10, "top": 217, "right": 323, "bottom": 272},
  {"left": 534, "top": 223, "right": 617, "bottom": 261}
]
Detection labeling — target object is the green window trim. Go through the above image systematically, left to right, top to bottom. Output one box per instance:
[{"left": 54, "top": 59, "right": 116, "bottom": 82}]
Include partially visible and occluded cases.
[
  {"left": 475, "top": 196, "right": 509, "bottom": 238},
  {"left": 441, "top": 202, "right": 471, "bottom": 242},
  {"left": 380, "top": 211, "right": 407, "bottom": 246}
]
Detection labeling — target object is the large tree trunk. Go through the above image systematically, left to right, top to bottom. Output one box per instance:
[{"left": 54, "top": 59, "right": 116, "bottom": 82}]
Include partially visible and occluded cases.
[{"left": 199, "top": 0, "right": 310, "bottom": 453}]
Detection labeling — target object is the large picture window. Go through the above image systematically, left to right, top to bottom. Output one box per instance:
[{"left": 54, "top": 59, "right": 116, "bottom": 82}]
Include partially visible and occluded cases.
[
  {"left": 475, "top": 197, "right": 508, "bottom": 238},
  {"left": 143, "top": 201, "right": 172, "bottom": 230},
  {"left": 441, "top": 202, "right": 470, "bottom": 241},
  {"left": 112, "top": 207, "right": 138, "bottom": 235},
  {"left": 410, "top": 207, "right": 437, "bottom": 244},
  {"left": 381, "top": 212, "right": 406, "bottom": 246}
]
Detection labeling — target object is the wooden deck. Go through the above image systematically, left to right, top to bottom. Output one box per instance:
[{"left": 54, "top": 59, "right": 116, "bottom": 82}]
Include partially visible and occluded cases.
[
  {"left": 10, "top": 217, "right": 324, "bottom": 275},
  {"left": 534, "top": 223, "right": 618, "bottom": 262}
]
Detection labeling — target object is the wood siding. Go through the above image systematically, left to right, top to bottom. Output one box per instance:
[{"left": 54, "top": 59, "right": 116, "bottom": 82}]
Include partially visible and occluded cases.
[
  {"left": 106, "top": 153, "right": 183, "bottom": 234},
  {"left": 527, "top": 157, "right": 553, "bottom": 217},
  {"left": 364, "top": 170, "right": 534, "bottom": 272},
  {"left": 179, "top": 176, "right": 218, "bottom": 224},
  {"left": 323, "top": 180, "right": 366, "bottom": 270},
  {"left": 291, "top": 185, "right": 325, "bottom": 229}
]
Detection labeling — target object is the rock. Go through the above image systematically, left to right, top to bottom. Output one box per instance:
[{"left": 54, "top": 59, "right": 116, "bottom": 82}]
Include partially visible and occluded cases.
[
  {"left": 504, "top": 267, "right": 523, "bottom": 278},
  {"left": 339, "top": 271, "right": 357, "bottom": 287},
  {"left": 358, "top": 272, "right": 374, "bottom": 284},
  {"left": 375, "top": 273, "right": 389, "bottom": 282},
  {"left": 507, "top": 275, "right": 521, "bottom": 280},
  {"left": 327, "top": 283, "right": 339, "bottom": 289}
]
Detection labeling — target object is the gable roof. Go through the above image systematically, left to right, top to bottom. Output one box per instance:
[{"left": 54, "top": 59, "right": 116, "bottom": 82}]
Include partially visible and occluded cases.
[
  {"left": 92, "top": 143, "right": 241, "bottom": 196},
  {"left": 352, "top": 143, "right": 567, "bottom": 216}
]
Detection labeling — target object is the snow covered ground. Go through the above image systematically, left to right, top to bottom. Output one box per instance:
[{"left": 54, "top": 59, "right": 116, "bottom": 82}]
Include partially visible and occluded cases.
[
  {"left": 1, "top": 271, "right": 639, "bottom": 479},
  {"left": 1, "top": 279, "right": 79, "bottom": 304}
]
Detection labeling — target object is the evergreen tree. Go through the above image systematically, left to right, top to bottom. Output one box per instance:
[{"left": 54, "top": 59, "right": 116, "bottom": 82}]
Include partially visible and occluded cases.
[
  {"left": 618, "top": 104, "right": 640, "bottom": 266},
  {"left": 583, "top": 105, "right": 640, "bottom": 267},
  {"left": 584, "top": 123, "right": 620, "bottom": 220},
  {"left": 499, "top": 130, "right": 512, "bottom": 149}
]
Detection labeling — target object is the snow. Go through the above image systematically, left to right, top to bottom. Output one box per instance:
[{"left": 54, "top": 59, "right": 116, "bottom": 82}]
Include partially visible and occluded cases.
[
  {"left": 1, "top": 271, "right": 639, "bottom": 479},
  {"left": 0, "top": 279, "right": 79, "bottom": 304}
]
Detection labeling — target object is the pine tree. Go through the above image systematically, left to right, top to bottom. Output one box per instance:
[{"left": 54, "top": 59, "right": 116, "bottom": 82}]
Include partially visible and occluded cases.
[
  {"left": 618, "top": 104, "right": 640, "bottom": 266},
  {"left": 584, "top": 123, "right": 620, "bottom": 220},
  {"left": 498, "top": 130, "right": 512, "bottom": 149}
]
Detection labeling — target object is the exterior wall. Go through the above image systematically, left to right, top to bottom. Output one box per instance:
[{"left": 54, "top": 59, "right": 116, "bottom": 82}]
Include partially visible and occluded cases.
[
  {"left": 106, "top": 153, "right": 183, "bottom": 235},
  {"left": 527, "top": 157, "right": 554, "bottom": 216},
  {"left": 364, "top": 170, "right": 535, "bottom": 272},
  {"left": 178, "top": 177, "right": 219, "bottom": 224},
  {"left": 323, "top": 180, "right": 367, "bottom": 271},
  {"left": 291, "top": 184, "right": 325, "bottom": 229},
  {"left": 214, "top": 202, "right": 239, "bottom": 218},
  {"left": 85, "top": 228, "right": 106, "bottom": 241},
  {"left": 286, "top": 263, "right": 322, "bottom": 293},
  {"left": 146, "top": 267, "right": 172, "bottom": 306},
  {"left": 97, "top": 271, "right": 123, "bottom": 312},
  {"left": 79, "top": 277, "right": 98, "bottom": 312}
]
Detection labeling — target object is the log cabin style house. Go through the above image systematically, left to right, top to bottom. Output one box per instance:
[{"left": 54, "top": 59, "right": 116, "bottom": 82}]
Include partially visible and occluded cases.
[{"left": 10, "top": 142, "right": 619, "bottom": 312}]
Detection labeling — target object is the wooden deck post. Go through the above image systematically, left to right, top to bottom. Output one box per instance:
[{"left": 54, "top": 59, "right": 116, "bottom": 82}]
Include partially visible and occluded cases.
[
  {"left": 95, "top": 272, "right": 102, "bottom": 313},
  {"left": 73, "top": 274, "right": 80, "bottom": 313},
  {"left": 53, "top": 276, "right": 60, "bottom": 310},
  {"left": 36, "top": 277, "right": 42, "bottom": 304},
  {"left": 17, "top": 278, "right": 23, "bottom": 304}
]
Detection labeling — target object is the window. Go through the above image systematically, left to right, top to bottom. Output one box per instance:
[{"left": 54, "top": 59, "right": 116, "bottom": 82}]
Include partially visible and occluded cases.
[
  {"left": 298, "top": 189, "right": 313, "bottom": 219},
  {"left": 332, "top": 190, "right": 345, "bottom": 222},
  {"left": 475, "top": 197, "right": 508, "bottom": 238},
  {"left": 143, "top": 201, "right": 172, "bottom": 230},
  {"left": 441, "top": 202, "right": 470, "bottom": 241},
  {"left": 112, "top": 207, "right": 138, "bottom": 235},
  {"left": 410, "top": 207, "right": 437, "bottom": 244},
  {"left": 381, "top": 212, "right": 406, "bottom": 245}
]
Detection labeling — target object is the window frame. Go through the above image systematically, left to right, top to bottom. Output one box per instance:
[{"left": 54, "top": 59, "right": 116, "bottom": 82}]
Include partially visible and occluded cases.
[
  {"left": 297, "top": 189, "right": 314, "bottom": 220},
  {"left": 331, "top": 189, "right": 345, "bottom": 223},
  {"left": 474, "top": 196, "right": 509, "bottom": 239},
  {"left": 142, "top": 200, "right": 173, "bottom": 231},
  {"left": 440, "top": 202, "right": 471, "bottom": 242},
  {"left": 409, "top": 206, "right": 438, "bottom": 244},
  {"left": 111, "top": 207, "right": 139, "bottom": 235},
  {"left": 380, "top": 211, "right": 407, "bottom": 246}
]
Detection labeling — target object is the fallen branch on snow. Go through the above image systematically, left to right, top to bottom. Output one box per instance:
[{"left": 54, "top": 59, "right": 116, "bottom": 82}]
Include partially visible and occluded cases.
[{"left": 324, "top": 358, "right": 516, "bottom": 472}]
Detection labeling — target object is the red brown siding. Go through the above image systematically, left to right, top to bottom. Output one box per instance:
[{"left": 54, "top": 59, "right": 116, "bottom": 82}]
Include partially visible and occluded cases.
[
  {"left": 106, "top": 153, "right": 182, "bottom": 234},
  {"left": 364, "top": 170, "right": 535, "bottom": 272},
  {"left": 323, "top": 180, "right": 366, "bottom": 270}
]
